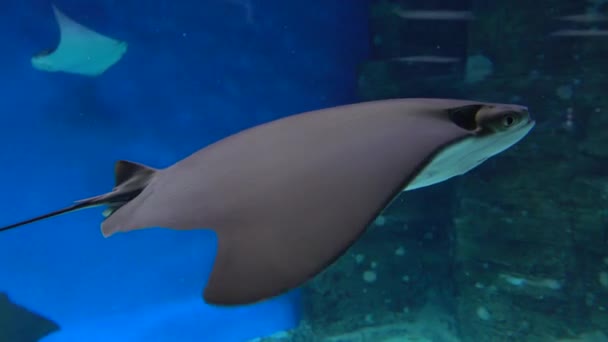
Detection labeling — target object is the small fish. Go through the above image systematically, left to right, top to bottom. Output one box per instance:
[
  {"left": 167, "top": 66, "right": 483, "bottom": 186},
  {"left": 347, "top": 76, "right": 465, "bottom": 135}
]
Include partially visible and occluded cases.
[
  {"left": 31, "top": 4, "right": 127, "bottom": 77},
  {"left": 393, "top": 9, "right": 475, "bottom": 21},
  {"left": 556, "top": 13, "right": 608, "bottom": 23},
  {"left": 550, "top": 29, "right": 608, "bottom": 37},
  {"left": 390, "top": 55, "right": 460, "bottom": 64},
  {"left": 0, "top": 99, "right": 534, "bottom": 306}
]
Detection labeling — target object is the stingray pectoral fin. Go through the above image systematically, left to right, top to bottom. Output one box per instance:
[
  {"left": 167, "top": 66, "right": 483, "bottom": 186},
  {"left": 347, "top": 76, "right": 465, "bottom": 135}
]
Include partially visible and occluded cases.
[
  {"left": 199, "top": 112, "right": 470, "bottom": 306},
  {"left": 202, "top": 191, "right": 400, "bottom": 306},
  {"left": 0, "top": 293, "right": 60, "bottom": 342}
]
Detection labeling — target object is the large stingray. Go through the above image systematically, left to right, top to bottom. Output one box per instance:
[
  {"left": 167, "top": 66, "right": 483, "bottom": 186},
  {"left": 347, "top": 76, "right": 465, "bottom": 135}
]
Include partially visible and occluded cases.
[
  {"left": 31, "top": 5, "right": 127, "bottom": 77},
  {"left": 0, "top": 98, "right": 535, "bottom": 306},
  {"left": 0, "top": 292, "right": 60, "bottom": 341}
]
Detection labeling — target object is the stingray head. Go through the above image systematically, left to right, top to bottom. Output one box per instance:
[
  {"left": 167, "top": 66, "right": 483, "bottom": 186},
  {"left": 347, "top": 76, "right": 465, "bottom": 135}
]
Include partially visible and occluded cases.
[{"left": 406, "top": 102, "right": 535, "bottom": 190}]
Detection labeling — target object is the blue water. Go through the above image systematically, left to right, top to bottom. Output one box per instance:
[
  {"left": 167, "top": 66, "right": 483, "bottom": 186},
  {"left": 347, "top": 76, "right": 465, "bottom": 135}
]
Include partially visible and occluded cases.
[{"left": 0, "top": 1, "right": 369, "bottom": 341}]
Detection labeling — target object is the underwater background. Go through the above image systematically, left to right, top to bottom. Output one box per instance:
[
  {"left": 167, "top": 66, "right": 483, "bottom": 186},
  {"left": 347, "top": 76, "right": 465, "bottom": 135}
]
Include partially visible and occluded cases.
[{"left": 1, "top": 0, "right": 607, "bottom": 341}]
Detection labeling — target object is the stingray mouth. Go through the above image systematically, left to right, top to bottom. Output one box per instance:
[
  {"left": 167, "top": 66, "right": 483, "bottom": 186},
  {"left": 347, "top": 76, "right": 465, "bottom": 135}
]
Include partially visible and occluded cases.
[
  {"left": 516, "top": 110, "right": 535, "bottom": 129},
  {"left": 469, "top": 116, "right": 535, "bottom": 159},
  {"left": 517, "top": 116, "right": 536, "bottom": 135},
  {"left": 525, "top": 117, "right": 536, "bottom": 127}
]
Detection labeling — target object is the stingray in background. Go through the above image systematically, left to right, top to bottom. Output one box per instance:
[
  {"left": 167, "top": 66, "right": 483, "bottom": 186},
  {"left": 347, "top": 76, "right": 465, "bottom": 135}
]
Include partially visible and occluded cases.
[
  {"left": 31, "top": 4, "right": 128, "bottom": 77},
  {"left": 0, "top": 98, "right": 535, "bottom": 306},
  {"left": 0, "top": 292, "right": 60, "bottom": 341}
]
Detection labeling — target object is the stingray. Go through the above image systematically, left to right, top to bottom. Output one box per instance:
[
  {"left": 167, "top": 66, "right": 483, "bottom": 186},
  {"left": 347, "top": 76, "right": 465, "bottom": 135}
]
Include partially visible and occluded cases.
[
  {"left": 31, "top": 5, "right": 127, "bottom": 77},
  {"left": 0, "top": 98, "right": 535, "bottom": 306},
  {"left": 0, "top": 292, "right": 60, "bottom": 341}
]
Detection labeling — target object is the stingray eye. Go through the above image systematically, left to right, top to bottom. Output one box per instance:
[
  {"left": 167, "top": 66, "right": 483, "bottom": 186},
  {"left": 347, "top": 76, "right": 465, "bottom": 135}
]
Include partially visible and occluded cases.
[{"left": 502, "top": 113, "right": 517, "bottom": 127}]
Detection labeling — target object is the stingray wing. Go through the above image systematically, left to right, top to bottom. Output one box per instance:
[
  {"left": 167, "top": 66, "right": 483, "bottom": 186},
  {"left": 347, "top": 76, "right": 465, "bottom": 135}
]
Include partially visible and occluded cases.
[
  {"left": 205, "top": 104, "right": 470, "bottom": 305},
  {"left": 0, "top": 293, "right": 60, "bottom": 341}
]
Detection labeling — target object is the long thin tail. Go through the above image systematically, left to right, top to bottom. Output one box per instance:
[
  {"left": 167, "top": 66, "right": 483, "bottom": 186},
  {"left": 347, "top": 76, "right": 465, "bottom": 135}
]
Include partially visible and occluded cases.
[
  {"left": 0, "top": 160, "right": 157, "bottom": 234},
  {"left": 0, "top": 202, "right": 97, "bottom": 233},
  {"left": 0, "top": 203, "right": 105, "bottom": 232}
]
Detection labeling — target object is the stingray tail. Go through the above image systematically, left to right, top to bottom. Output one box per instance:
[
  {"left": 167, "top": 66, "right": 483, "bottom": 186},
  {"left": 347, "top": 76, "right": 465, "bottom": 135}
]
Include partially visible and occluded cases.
[{"left": 0, "top": 160, "right": 157, "bottom": 233}]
